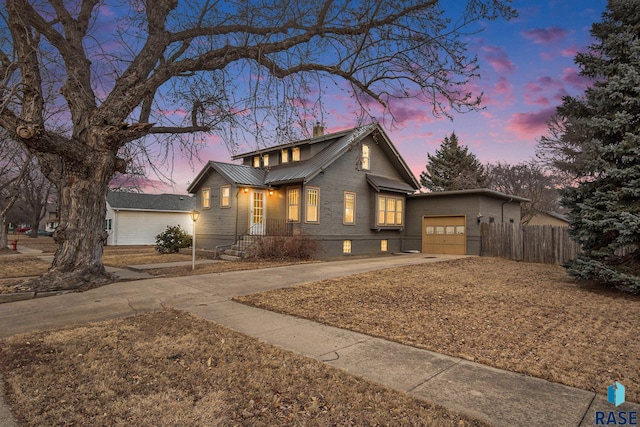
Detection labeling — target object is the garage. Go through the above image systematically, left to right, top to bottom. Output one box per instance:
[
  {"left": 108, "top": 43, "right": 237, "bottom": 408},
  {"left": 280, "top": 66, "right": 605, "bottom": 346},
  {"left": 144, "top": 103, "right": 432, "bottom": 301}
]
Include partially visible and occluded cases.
[{"left": 422, "top": 215, "right": 466, "bottom": 255}]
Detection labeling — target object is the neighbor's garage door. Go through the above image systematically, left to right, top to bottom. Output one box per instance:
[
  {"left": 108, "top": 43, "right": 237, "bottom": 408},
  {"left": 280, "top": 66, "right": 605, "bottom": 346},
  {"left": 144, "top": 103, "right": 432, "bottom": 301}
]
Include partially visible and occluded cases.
[{"left": 422, "top": 216, "right": 466, "bottom": 255}]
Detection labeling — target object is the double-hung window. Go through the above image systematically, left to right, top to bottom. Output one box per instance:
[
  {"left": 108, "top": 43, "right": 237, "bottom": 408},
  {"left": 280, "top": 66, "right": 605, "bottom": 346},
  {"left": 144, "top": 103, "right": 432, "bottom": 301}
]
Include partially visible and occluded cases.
[
  {"left": 361, "top": 144, "right": 370, "bottom": 170},
  {"left": 220, "top": 185, "right": 230, "bottom": 208},
  {"left": 202, "top": 188, "right": 211, "bottom": 209},
  {"left": 287, "top": 188, "right": 300, "bottom": 222},
  {"left": 306, "top": 188, "right": 319, "bottom": 223},
  {"left": 344, "top": 192, "right": 356, "bottom": 225}
]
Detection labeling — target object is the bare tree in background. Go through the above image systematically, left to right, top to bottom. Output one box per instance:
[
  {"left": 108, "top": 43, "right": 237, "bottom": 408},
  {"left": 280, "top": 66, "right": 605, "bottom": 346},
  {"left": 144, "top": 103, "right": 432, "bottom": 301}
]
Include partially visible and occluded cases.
[
  {"left": 0, "top": 0, "right": 516, "bottom": 291},
  {"left": 0, "top": 135, "right": 30, "bottom": 250},
  {"left": 17, "top": 155, "right": 54, "bottom": 238},
  {"left": 486, "top": 160, "right": 561, "bottom": 223}
]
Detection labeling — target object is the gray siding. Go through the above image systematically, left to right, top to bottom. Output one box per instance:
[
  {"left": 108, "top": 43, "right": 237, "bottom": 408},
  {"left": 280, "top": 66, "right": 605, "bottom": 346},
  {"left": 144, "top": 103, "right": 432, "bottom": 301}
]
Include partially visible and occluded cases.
[
  {"left": 301, "top": 134, "right": 410, "bottom": 257},
  {"left": 193, "top": 171, "right": 239, "bottom": 249},
  {"left": 404, "top": 194, "right": 523, "bottom": 255}
]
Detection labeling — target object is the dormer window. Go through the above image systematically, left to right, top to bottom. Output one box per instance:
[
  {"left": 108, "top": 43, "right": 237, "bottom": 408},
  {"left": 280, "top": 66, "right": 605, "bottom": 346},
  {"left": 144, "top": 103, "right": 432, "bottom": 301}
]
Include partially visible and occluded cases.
[
  {"left": 362, "top": 144, "right": 370, "bottom": 170},
  {"left": 292, "top": 147, "right": 300, "bottom": 161},
  {"left": 281, "top": 149, "right": 289, "bottom": 163},
  {"left": 263, "top": 154, "right": 269, "bottom": 167},
  {"left": 253, "top": 156, "right": 260, "bottom": 168}
]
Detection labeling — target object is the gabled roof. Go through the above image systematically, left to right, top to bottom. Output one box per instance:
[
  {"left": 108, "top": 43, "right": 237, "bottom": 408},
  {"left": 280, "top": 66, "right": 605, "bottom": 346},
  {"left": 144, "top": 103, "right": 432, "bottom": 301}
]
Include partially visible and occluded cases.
[
  {"left": 188, "top": 124, "right": 420, "bottom": 193},
  {"left": 408, "top": 188, "right": 530, "bottom": 203},
  {"left": 107, "top": 191, "right": 196, "bottom": 212}
]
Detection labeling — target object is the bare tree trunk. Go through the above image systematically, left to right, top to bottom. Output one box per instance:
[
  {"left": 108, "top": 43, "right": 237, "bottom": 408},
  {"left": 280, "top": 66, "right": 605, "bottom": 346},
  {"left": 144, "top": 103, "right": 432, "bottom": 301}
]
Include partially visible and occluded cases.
[
  {"left": 24, "top": 149, "right": 118, "bottom": 291},
  {"left": 0, "top": 216, "right": 8, "bottom": 250}
]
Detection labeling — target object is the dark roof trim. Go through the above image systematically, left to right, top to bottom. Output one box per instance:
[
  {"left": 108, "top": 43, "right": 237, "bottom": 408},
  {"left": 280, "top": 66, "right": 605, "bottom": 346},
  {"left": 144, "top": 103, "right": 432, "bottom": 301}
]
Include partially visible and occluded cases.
[
  {"left": 370, "top": 127, "right": 420, "bottom": 189},
  {"left": 231, "top": 128, "right": 354, "bottom": 160},
  {"left": 187, "top": 161, "right": 265, "bottom": 193},
  {"left": 366, "top": 174, "right": 417, "bottom": 194},
  {"left": 408, "top": 188, "right": 530, "bottom": 203},
  {"left": 107, "top": 192, "right": 196, "bottom": 212}
]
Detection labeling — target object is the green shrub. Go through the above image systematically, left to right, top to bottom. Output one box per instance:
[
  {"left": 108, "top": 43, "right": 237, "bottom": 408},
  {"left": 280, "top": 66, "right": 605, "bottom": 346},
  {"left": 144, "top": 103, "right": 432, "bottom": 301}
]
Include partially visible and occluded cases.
[
  {"left": 155, "top": 225, "right": 192, "bottom": 254},
  {"left": 244, "top": 234, "right": 320, "bottom": 260}
]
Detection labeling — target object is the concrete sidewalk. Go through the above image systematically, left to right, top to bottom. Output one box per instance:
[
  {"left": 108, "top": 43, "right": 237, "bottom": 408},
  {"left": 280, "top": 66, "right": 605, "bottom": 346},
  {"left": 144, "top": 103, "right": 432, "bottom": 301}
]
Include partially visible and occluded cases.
[{"left": 0, "top": 254, "right": 637, "bottom": 426}]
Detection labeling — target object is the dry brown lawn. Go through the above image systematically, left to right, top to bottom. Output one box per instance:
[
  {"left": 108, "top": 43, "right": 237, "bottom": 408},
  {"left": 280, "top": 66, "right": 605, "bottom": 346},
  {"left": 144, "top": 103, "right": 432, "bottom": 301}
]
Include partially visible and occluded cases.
[
  {"left": 0, "top": 244, "right": 308, "bottom": 293},
  {"left": 0, "top": 256, "right": 51, "bottom": 280},
  {"left": 236, "top": 257, "right": 640, "bottom": 403},
  {"left": 0, "top": 309, "right": 484, "bottom": 427}
]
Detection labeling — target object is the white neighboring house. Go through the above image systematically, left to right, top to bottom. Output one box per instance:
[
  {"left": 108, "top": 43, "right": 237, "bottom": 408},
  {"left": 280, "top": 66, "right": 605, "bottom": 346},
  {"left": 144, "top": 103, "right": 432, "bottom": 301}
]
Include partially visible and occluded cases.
[{"left": 105, "top": 192, "right": 196, "bottom": 246}]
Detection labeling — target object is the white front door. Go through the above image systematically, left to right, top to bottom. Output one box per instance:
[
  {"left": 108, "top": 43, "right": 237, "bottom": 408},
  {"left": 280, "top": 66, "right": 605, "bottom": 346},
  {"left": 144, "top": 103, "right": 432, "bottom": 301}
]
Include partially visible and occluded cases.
[{"left": 250, "top": 190, "right": 265, "bottom": 235}]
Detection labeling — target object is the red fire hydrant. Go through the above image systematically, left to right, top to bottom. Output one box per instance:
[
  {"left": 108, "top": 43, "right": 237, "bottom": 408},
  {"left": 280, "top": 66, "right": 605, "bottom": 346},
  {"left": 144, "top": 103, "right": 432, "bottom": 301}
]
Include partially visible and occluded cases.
[{"left": 11, "top": 240, "right": 18, "bottom": 251}]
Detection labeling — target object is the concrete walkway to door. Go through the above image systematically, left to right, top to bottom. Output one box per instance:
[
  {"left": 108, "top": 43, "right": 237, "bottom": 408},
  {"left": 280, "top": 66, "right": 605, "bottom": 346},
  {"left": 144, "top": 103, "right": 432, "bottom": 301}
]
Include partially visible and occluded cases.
[{"left": 0, "top": 253, "right": 637, "bottom": 427}]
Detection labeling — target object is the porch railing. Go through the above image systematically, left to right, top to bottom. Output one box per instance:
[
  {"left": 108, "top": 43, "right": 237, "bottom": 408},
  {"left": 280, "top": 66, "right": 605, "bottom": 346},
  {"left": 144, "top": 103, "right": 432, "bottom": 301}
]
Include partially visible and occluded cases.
[{"left": 265, "top": 219, "right": 293, "bottom": 236}]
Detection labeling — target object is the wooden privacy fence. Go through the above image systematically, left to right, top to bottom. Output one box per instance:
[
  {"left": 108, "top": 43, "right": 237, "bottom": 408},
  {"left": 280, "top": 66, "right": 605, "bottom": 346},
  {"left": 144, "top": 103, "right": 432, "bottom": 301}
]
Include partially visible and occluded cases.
[{"left": 480, "top": 223, "right": 581, "bottom": 265}]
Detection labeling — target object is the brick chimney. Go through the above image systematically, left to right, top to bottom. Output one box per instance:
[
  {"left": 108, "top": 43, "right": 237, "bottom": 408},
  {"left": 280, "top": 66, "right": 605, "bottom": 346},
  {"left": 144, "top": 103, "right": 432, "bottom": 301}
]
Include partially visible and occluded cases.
[{"left": 312, "top": 122, "right": 324, "bottom": 137}]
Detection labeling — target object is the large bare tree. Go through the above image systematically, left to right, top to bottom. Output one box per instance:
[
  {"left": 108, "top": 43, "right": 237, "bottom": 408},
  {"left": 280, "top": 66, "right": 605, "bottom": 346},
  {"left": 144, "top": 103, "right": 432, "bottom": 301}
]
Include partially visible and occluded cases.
[{"left": 0, "top": 0, "right": 515, "bottom": 291}]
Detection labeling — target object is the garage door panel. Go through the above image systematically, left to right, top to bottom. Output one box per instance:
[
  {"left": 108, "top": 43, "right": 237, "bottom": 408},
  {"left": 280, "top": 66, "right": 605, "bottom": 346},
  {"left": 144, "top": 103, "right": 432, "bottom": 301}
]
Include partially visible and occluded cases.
[{"left": 422, "top": 216, "right": 466, "bottom": 255}]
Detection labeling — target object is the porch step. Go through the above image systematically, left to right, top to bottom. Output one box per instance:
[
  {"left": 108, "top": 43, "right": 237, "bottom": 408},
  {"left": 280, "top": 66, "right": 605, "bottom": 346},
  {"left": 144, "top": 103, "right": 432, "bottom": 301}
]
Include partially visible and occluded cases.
[
  {"left": 224, "top": 249, "right": 243, "bottom": 257},
  {"left": 219, "top": 254, "right": 241, "bottom": 261}
]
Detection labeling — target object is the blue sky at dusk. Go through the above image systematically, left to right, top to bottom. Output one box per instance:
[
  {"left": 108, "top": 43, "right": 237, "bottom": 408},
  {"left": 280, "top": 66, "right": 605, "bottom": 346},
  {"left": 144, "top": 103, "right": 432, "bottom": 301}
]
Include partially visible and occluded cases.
[{"left": 151, "top": 0, "right": 607, "bottom": 194}]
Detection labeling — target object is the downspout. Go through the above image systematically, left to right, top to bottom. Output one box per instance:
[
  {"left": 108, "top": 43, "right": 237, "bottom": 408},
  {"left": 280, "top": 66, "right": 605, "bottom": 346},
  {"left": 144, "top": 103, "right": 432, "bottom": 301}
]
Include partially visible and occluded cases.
[
  {"left": 501, "top": 198, "right": 513, "bottom": 223},
  {"left": 113, "top": 209, "right": 118, "bottom": 245}
]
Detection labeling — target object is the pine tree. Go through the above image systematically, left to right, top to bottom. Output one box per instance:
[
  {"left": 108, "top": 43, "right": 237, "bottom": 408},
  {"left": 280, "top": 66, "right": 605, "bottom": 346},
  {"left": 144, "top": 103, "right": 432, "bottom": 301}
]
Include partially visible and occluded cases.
[
  {"left": 541, "top": 0, "right": 640, "bottom": 292},
  {"left": 420, "top": 132, "right": 488, "bottom": 191}
]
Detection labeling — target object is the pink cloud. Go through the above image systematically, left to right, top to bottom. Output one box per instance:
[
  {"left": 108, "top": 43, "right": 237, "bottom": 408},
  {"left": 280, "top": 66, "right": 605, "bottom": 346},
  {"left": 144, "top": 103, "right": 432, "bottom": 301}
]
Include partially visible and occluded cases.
[
  {"left": 521, "top": 27, "right": 569, "bottom": 44},
  {"left": 480, "top": 45, "right": 516, "bottom": 74},
  {"left": 562, "top": 45, "right": 582, "bottom": 57},
  {"left": 562, "top": 67, "right": 592, "bottom": 89},
  {"left": 523, "top": 76, "right": 566, "bottom": 106},
  {"left": 477, "top": 77, "right": 514, "bottom": 107},
  {"left": 506, "top": 107, "right": 556, "bottom": 139}
]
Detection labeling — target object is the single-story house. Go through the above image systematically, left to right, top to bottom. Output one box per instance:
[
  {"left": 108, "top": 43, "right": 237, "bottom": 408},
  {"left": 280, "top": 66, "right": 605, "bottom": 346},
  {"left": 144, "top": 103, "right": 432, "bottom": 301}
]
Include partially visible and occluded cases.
[
  {"left": 187, "top": 123, "right": 528, "bottom": 257},
  {"left": 105, "top": 191, "right": 196, "bottom": 245}
]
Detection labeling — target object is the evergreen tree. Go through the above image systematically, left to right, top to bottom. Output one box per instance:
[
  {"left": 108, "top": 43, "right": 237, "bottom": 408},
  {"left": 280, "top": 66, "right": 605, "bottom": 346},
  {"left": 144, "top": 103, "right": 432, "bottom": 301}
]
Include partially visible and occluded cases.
[
  {"left": 540, "top": 0, "right": 640, "bottom": 292},
  {"left": 420, "top": 132, "right": 488, "bottom": 191}
]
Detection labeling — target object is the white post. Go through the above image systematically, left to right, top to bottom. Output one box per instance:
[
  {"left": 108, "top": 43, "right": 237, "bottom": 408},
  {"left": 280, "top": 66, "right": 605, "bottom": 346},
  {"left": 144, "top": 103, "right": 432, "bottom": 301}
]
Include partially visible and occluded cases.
[
  {"left": 191, "top": 209, "right": 199, "bottom": 271},
  {"left": 192, "top": 219, "right": 196, "bottom": 270}
]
